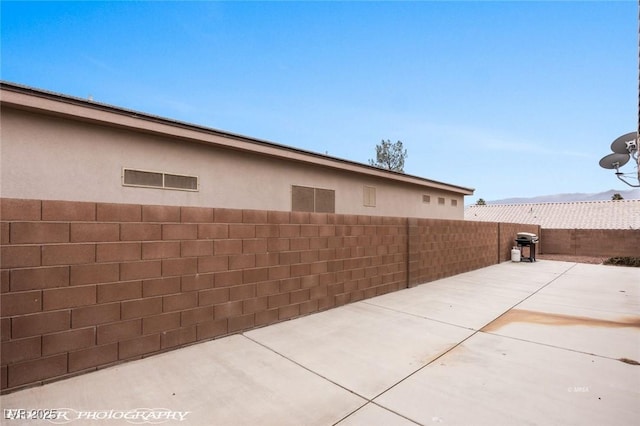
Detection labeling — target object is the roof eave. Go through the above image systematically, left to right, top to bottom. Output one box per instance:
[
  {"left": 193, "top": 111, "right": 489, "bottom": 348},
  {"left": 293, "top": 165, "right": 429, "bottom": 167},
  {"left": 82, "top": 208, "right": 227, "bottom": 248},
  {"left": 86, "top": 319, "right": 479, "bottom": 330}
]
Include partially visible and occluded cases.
[{"left": 0, "top": 81, "right": 474, "bottom": 196}]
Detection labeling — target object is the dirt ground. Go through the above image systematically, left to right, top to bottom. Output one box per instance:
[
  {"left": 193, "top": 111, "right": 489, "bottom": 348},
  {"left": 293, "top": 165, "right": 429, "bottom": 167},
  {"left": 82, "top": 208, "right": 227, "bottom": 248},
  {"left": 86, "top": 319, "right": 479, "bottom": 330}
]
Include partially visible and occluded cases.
[{"left": 536, "top": 254, "right": 607, "bottom": 265}]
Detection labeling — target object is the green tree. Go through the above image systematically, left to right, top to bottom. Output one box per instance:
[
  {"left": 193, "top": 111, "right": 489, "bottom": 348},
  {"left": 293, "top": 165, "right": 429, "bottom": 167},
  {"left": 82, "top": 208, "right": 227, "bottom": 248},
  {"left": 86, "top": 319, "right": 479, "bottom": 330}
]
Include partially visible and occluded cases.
[
  {"left": 369, "top": 140, "right": 407, "bottom": 172},
  {"left": 612, "top": 193, "right": 624, "bottom": 200},
  {"left": 476, "top": 198, "right": 486, "bottom": 206}
]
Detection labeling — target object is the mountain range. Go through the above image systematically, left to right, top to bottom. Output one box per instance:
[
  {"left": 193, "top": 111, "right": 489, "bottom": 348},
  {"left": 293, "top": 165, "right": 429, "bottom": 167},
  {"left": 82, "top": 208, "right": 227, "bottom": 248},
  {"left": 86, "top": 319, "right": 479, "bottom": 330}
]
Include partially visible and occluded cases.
[{"left": 486, "top": 188, "right": 640, "bottom": 205}]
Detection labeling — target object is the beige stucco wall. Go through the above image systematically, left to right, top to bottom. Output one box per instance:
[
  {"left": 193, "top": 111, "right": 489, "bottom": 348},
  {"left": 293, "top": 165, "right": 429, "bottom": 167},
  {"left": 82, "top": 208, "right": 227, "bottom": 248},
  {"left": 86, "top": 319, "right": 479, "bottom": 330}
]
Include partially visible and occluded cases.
[{"left": 1, "top": 107, "right": 464, "bottom": 219}]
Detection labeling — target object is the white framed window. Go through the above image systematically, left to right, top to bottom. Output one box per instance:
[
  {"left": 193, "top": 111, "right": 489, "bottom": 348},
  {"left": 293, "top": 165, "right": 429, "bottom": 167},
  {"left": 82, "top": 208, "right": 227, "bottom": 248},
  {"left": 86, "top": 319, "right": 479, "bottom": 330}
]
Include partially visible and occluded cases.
[
  {"left": 122, "top": 168, "right": 199, "bottom": 191},
  {"left": 363, "top": 186, "right": 376, "bottom": 207}
]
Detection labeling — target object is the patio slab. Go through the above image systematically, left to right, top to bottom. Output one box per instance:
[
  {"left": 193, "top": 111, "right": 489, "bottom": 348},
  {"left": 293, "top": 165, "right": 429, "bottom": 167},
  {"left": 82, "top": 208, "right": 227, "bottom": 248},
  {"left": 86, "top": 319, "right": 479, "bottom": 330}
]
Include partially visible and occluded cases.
[
  {"left": 363, "top": 260, "right": 576, "bottom": 330},
  {"left": 1, "top": 261, "right": 638, "bottom": 426},
  {"left": 482, "top": 263, "right": 640, "bottom": 360},
  {"left": 245, "top": 302, "right": 474, "bottom": 399},
  {"left": 374, "top": 332, "right": 640, "bottom": 426},
  {"left": 0, "top": 335, "right": 365, "bottom": 425},
  {"left": 336, "top": 403, "right": 418, "bottom": 426}
]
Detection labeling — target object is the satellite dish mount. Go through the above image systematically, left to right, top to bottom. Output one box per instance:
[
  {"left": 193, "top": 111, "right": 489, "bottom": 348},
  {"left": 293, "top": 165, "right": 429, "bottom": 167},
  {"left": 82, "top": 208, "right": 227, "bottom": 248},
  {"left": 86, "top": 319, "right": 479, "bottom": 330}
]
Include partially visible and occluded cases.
[{"left": 599, "top": 132, "right": 640, "bottom": 187}]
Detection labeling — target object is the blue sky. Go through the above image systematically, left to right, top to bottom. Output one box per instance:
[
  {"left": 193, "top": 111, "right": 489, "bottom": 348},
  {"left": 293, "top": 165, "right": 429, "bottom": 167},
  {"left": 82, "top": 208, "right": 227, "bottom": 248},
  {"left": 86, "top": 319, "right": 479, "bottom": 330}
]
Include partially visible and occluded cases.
[{"left": 1, "top": 1, "right": 637, "bottom": 202}]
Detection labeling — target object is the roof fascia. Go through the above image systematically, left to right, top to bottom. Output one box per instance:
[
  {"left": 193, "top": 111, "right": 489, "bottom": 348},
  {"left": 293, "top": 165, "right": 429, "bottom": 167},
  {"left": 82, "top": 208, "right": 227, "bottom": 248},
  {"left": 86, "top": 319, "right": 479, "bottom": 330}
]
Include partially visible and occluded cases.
[{"left": 1, "top": 82, "right": 474, "bottom": 195}]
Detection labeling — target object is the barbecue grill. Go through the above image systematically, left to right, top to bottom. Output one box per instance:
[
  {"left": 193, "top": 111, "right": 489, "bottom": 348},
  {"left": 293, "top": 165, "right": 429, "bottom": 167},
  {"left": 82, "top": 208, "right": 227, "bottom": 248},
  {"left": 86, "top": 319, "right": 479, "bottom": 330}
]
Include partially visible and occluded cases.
[{"left": 515, "top": 232, "right": 538, "bottom": 262}]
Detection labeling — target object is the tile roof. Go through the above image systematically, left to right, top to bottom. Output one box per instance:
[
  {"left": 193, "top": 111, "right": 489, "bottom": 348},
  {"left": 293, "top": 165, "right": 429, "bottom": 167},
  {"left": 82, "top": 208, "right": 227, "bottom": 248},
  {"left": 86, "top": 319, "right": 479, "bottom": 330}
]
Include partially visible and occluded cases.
[{"left": 464, "top": 199, "right": 640, "bottom": 229}]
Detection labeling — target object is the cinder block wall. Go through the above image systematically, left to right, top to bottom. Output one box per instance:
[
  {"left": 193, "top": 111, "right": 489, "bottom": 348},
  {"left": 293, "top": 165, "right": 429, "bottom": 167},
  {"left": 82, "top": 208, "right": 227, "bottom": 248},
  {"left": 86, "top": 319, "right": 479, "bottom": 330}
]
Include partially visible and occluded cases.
[
  {"left": 0, "top": 198, "right": 554, "bottom": 394},
  {"left": 1, "top": 198, "right": 409, "bottom": 393},
  {"left": 408, "top": 219, "right": 497, "bottom": 286},
  {"left": 406, "top": 221, "right": 541, "bottom": 286},
  {"left": 540, "top": 229, "right": 640, "bottom": 257}
]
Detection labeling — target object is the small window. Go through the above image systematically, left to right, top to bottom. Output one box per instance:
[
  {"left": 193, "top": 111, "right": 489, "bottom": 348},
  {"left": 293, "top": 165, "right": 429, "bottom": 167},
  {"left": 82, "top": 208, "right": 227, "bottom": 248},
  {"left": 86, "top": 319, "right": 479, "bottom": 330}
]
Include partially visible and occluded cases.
[
  {"left": 123, "top": 168, "right": 198, "bottom": 192},
  {"left": 292, "top": 185, "right": 335, "bottom": 213},
  {"left": 364, "top": 186, "right": 376, "bottom": 207},
  {"left": 422, "top": 195, "right": 431, "bottom": 204},
  {"left": 438, "top": 197, "right": 445, "bottom": 205},
  {"left": 451, "top": 199, "right": 458, "bottom": 207}
]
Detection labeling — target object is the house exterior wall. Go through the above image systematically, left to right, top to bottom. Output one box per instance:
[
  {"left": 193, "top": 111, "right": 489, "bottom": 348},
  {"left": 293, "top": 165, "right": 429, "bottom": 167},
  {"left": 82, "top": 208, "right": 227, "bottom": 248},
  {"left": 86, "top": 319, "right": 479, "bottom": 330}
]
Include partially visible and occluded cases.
[{"left": 1, "top": 106, "right": 465, "bottom": 219}]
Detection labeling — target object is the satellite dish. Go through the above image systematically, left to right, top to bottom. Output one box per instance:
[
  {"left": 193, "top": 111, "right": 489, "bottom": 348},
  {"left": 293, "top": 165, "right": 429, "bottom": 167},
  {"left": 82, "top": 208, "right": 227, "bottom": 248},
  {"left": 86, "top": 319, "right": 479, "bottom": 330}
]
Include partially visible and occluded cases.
[
  {"left": 610, "top": 131, "right": 638, "bottom": 154},
  {"left": 599, "top": 153, "right": 630, "bottom": 169}
]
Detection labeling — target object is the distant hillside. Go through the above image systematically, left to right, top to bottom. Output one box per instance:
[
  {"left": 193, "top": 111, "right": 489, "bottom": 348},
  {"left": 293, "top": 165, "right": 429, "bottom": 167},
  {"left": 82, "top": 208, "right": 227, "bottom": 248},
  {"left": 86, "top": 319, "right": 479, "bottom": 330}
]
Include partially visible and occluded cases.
[{"left": 487, "top": 189, "right": 640, "bottom": 205}]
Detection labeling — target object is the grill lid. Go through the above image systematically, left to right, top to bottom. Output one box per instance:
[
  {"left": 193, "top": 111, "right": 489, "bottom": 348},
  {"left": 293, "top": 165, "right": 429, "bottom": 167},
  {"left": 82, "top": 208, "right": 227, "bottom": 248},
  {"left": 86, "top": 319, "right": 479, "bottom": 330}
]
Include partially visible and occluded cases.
[{"left": 516, "top": 232, "right": 539, "bottom": 243}]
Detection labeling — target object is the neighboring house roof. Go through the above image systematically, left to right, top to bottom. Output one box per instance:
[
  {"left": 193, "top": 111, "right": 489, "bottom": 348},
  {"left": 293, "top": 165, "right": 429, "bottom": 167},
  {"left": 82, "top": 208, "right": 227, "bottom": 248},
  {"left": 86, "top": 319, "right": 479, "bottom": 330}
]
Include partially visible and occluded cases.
[
  {"left": 0, "top": 81, "right": 474, "bottom": 196},
  {"left": 465, "top": 200, "right": 640, "bottom": 229}
]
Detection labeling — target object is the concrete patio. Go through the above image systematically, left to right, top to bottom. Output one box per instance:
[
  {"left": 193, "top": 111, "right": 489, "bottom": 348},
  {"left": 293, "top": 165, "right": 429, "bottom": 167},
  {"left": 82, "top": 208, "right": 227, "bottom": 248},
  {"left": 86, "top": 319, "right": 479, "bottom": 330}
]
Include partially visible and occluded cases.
[{"left": 1, "top": 260, "right": 639, "bottom": 425}]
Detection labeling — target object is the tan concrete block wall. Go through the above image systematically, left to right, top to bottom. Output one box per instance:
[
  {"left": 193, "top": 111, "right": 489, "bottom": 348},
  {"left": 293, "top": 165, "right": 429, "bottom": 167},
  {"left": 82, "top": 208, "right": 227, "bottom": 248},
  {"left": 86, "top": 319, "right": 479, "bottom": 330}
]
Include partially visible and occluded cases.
[
  {"left": 1, "top": 198, "right": 566, "bottom": 393},
  {"left": 1, "top": 199, "right": 406, "bottom": 393},
  {"left": 408, "top": 219, "right": 499, "bottom": 286},
  {"left": 539, "top": 229, "right": 574, "bottom": 255},
  {"left": 540, "top": 229, "right": 640, "bottom": 257}
]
